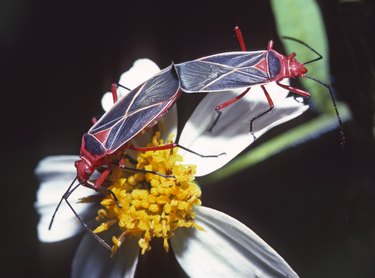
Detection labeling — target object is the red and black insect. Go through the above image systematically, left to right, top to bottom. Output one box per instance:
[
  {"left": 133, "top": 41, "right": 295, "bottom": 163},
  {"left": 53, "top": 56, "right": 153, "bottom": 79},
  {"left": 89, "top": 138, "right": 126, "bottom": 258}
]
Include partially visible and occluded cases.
[
  {"left": 70, "top": 26, "right": 343, "bottom": 195},
  {"left": 175, "top": 26, "right": 344, "bottom": 138},
  {"left": 50, "top": 27, "right": 343, "bottom": 250},
  {"left": 49, "top": 66, "right": 221, "bottom": 250},
  {"left": 75, "top": 66, "right": 181, "bottom": 189}
]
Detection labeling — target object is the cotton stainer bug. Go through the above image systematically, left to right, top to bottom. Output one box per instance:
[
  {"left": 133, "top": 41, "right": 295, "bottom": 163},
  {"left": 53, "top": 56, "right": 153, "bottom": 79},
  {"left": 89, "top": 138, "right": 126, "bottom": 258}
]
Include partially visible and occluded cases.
[
  {"left": 50, "top": 26, "right": 344, "bottom": 250},
  {"left": 174, "top": 26, "right": 344, "bottom": 140},
  {"left": 49, "top": 65, "right": 224, "bottom": 250},
  {"left": 75, "top": 65, "right": 223, "bottom": 189},
  {"left": 75, "top": 65, "right": 180, "bottom": 190}
]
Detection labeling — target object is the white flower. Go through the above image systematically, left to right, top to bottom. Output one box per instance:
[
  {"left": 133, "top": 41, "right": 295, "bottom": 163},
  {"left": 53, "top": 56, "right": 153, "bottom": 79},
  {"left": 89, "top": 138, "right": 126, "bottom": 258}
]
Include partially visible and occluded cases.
[{"left": 35, "top": 59, "right": 307, "bottom": 277}]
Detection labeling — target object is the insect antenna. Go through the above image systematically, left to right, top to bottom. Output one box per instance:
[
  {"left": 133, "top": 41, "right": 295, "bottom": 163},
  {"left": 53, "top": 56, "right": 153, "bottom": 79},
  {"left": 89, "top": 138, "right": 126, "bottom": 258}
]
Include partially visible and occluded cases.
[
  {"left": 281, "top": 36, "right": 322, "bottom": 65},
  {"left": 304, "top": 75, "right": 345, "bottom": 145},
  {"left": 49, "top": 177, "right": 77, "bottom": 230},
  {"left": 50, "top": 177, "right": 112, "bottom": 251},
  {"left": 63, "top": 188, "right": 112, "bottom": 251}
]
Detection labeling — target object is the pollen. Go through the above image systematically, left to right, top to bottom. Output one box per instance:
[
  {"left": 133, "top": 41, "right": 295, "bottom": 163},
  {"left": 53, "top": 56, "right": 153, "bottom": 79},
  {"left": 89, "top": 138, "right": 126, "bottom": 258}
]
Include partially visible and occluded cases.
[{"left": 93, "top": 132, "right": 202, "bottom": 255}]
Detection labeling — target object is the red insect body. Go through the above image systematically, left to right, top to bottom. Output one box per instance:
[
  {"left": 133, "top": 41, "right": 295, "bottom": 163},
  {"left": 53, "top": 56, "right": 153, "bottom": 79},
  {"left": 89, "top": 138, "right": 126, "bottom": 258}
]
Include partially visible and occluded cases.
[
  {"left": 49, "top": 26, "right": 343, "bottom": 252},
  {"left": 75, "top": 26, "right": 341, "bottom": 189},
  {"left": 212, "top": 27, "right": 310, "bottom": 114},
  {"left": 228, "top": 27, "right": 342, "bottom": 141},
  {"left": 73, "top": 65, "right": 183, "bottom": 190}
]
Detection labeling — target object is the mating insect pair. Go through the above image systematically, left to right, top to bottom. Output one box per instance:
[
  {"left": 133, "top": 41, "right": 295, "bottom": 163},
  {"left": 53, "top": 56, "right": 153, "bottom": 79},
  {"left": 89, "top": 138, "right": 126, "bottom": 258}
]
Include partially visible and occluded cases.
[{"left": 50, "top": 27, "right": 343, "bottom": 250}]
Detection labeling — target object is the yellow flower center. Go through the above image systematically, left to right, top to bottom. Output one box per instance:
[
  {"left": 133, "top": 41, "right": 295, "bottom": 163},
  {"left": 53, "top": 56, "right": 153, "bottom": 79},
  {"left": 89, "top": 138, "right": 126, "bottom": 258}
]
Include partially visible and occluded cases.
[{"left": 93, "top": 132, "right": 202, "bottom": 255}]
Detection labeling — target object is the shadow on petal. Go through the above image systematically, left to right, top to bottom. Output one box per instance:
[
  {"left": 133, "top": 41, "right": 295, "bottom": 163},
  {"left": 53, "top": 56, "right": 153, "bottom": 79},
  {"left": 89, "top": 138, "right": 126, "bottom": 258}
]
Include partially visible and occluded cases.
[
  {"left": 179, "top": 84, "right": 308, "bottom": 176},
  {"left": 171, "top": 206, "right": 298, "bottom": 277},
  {"left": 72, "top": 233, "right": 140, "bottom": 278}
]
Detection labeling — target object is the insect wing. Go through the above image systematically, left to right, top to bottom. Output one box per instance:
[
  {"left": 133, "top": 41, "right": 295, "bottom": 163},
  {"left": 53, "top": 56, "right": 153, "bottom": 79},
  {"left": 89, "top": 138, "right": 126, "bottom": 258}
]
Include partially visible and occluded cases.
[
  {"left": 175, "top": 51, "right": 271, "bottom": 92},
  {"left": 87, "top": 66, "right": 180, "bottom": 155}
]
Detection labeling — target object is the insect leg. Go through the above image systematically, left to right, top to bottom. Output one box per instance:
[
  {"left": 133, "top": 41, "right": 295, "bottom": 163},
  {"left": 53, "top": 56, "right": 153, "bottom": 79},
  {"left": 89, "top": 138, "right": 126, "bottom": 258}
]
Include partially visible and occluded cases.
[
  {"left": 234, "top": 26, "right": 247, "bottom": 51},
  {"left": 267, "top": 40, "right": 274, "bottom": 51},
  {"left": 276, "top": 81, "right": 311, "bottom": 97},
  {"left": 92, "top": 83, "right": 132, "bottom": 124},
  {"left": 111, "top": 83, "right": 118, "bottom": 103},
  {"left": 111, "top": 83, "right": 132, "bottom": 103},
  {"left": 114, "top": 83, "right": 131, "bottom": 99},
  {"left": 249, "top": 85, "right": 274, "bottom": 139},
  {"left": 208, "top": 88, "right": 251, "bottom": 132},
  {"left": 91, "top": 116, "right": 98, "bottom": 125},
  {"left": 174, "top": 143, "right": 226, "bottom": 157},
  {"left": 129, "top": 144, "right": 226, "bottom": 158},
  {"left": 118, "top": 157, "right": 176, "bottom": 178},
  {"left": 91, "top": 161, "right": 122, "bottom": 207},
  {"left": 119, "top": 165, "right": 176, "bottom": 178},
  {"left": 92, "top": 168, "right": 111, "bottom": 191},
  {"left": 97, "top": 188, "right": 122, "bottom": 208}
]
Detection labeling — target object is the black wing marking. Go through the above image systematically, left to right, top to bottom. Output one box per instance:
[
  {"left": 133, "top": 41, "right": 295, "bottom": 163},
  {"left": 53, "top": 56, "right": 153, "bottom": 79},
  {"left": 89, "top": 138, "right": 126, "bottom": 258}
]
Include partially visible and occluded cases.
[
  {"left": 175, "top": 51, "right": 271, "bottom": 92},
  {"left": 87, "top": 65, "right": 180, "bottom": 154}
]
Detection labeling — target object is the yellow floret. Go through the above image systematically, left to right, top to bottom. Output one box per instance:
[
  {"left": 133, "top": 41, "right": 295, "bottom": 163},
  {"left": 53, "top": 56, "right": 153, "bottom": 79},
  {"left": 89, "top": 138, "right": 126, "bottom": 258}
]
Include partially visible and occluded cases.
[{"left": 93, "top": 132, "right": 201, "bottom": 254}]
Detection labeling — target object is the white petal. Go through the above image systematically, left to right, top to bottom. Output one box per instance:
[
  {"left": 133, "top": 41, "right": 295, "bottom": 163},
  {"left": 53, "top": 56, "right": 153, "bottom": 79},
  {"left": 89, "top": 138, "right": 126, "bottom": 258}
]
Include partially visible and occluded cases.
[
  {"left": 102, "top": 59, "right": 161, "bottom": 112},
  {"left": 118, "top": 59, "right": 160, "bottom": 90},
  {"left": 179, "top": 82, "right": 308, "bottom": 176},
  {"left": 101, "top": 92, "right": 116, "bottom": 112},
  {"left": 159, "top": 104, "right": 178, "bottom": 142},
  {"left": 34, "top": 156, "right": 97, "bottom": 242},
  {"left": 172, "top": 206, "right": 298, "bottom": 278},
  {"left": 72, "top": 234, "right": 139, "bottom": 278}
]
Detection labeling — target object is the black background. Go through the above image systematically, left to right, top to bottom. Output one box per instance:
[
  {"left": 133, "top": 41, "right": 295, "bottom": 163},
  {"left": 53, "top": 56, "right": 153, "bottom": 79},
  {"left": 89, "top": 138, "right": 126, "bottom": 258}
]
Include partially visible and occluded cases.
[{"left": 2, "top": 0, "right": 375, "bottom": 277}]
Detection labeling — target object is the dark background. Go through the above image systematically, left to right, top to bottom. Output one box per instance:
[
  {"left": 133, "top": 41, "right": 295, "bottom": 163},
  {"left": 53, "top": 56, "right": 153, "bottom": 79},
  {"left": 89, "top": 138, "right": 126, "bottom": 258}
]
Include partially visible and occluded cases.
[{"left": 2, "top": 0, "right": 375, "bottom": 277}]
